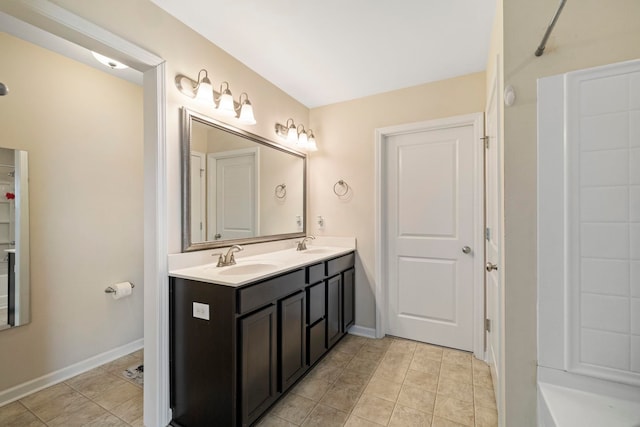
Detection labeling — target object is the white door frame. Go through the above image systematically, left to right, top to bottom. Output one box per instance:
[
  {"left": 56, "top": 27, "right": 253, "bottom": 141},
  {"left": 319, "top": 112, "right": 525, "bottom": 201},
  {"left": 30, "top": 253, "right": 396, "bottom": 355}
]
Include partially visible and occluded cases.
[
  {"left": 2, "top": 2, "right": 169, "bottom": 426},
  {"left": 485, "top": 56, "right": 505, "bottom": 426},
  {"left": 374, "top": 113, "right": 485, "bottom": 358},
  {"left": 191, "top": 151, "right": 206, "bottom": 242}
]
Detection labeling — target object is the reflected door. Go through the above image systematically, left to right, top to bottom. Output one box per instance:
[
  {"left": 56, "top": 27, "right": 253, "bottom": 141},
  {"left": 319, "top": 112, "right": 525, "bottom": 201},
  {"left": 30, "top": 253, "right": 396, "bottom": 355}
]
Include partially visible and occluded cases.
[
  {"left": 386, "top": 124, "right": 475, "bottom": 351},
  {"left": 208, "top": 148, "right": 258, "bottom": 240}
]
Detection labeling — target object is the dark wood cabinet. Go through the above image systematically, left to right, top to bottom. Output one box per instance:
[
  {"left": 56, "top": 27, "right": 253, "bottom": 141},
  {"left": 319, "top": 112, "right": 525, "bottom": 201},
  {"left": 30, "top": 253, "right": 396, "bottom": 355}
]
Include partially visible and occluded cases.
[
  {"left": 170, "top": 251, "right": 355, "bottom": 427},
  {"left": 342, "top": 268, "right": 355, "bottom": 331},
  {"left": 326, "top": 275, "right": 342, "bottom": 348},
  {"left": 278, "top": 291, "right": 306, "bottom": 392},
  {"left": 240, "top": 304, "right": 278, "bottom": 426}
]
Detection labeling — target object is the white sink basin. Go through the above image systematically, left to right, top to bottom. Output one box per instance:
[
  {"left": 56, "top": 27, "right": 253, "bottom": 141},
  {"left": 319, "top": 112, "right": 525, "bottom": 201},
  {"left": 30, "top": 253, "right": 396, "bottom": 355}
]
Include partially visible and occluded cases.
[
  {"left": 299, "top": 248, "right": 334, "bottom": 255},
  {"left": 218, "top": 263, "right": 281, "bottom": 276}
]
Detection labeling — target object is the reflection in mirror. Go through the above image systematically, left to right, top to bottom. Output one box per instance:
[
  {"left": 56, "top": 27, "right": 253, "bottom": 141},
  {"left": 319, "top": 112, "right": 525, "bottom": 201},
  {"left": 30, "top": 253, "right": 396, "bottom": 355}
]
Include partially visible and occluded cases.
[
  {"left": 182, "top": 108, "right": 306, "bottom": 251},
  {"left": 0, "top": 148, "right": 29, "bottom": 330}
]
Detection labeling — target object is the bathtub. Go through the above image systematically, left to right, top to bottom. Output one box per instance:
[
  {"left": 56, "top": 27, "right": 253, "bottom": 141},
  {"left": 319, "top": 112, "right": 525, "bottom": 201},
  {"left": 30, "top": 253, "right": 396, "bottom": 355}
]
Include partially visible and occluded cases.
[{"left": 537, "top": 368, "right": 640, "bottom": 427}]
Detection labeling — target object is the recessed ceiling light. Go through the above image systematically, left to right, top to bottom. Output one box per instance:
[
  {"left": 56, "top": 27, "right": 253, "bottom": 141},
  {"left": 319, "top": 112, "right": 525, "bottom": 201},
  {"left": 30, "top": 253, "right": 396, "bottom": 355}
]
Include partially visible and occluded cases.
[{"left": 91, "top": 52, "right": 128, "bottom": 70}]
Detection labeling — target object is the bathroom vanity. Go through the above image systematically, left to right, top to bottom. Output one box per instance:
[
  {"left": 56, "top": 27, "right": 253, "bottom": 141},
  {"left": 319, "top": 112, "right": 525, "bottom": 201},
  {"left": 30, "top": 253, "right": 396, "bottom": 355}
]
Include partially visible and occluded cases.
[{"left": 169, "top": 248, "right": 355, "bottom": 427}]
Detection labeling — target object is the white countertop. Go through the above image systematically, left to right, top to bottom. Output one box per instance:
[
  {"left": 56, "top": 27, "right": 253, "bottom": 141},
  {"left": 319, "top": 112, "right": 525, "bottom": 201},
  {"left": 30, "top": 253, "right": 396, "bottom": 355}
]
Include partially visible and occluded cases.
[{"left": 168, "top": 237, "right": 356, "bottom": 287}]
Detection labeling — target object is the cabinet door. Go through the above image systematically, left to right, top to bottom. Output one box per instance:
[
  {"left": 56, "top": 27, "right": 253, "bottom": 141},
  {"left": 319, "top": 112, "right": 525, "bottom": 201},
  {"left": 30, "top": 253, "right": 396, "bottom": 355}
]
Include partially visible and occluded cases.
[
  {"left": 342, "top": 268, "right": 355, "bottom": 331},
  {"left": 326, "top": 275, "right": 343, "bottom": 348},
  {"left": 307, "top": 281, "right": 325, "bottom": 325},
  {"left": 279, "top": 291, "right": 306, "bottom": 391},
  {"left": 240, "top": 304, "right": 278, "bottom": 426},
  {"left": 308, "top": 319, "right": 327, "bottom": 366}
]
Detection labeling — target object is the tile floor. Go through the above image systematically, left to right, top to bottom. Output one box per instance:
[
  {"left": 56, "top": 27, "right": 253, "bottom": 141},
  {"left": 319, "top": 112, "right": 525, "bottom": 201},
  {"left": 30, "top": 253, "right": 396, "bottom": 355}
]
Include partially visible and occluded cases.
[
  {"left": 260, "top": 335, "right": 498, "bottom": 427},
  {"left": 0, "top": 336, "right": 497, "bottom": 427},
  {"left": 0, "top": 349, "right": 143, "bottom": 426}
]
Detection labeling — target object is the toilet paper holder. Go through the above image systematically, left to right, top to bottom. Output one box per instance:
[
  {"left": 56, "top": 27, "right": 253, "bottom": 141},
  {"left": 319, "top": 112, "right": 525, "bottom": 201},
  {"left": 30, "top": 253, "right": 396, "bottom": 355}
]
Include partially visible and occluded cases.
[{"left": 104, "top": 283, "right": 135, "bottom": 294}]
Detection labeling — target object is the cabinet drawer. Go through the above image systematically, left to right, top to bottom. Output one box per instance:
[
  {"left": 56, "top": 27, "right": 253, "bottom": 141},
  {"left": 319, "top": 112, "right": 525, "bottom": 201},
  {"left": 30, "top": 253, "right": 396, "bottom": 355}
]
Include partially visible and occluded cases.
[
  {"left": 327, "top": 252, "right": 355, "bottom": 277},
  {"left": 307, "top": 262, "right": 325, "bottom": 284},
  {"left": 238, "top": 269, "right": 305, "bottom": 315},
  {"left": 307, "top": 282, "right": 325, "bottom": 325},
  {"left": 308, "top": 319, "right": 327, "bottom": 366}
]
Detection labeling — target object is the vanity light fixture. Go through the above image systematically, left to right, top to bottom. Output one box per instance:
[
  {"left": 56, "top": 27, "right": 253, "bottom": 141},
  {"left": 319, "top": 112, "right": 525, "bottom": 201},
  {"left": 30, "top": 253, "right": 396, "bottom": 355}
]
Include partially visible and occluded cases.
[
  {"left": 91, "top": 51, "right": 128, "bottom": 70},
  {"left": 175, "top": 69, "right": 256, "bottom": 125},
  {"left": 193, "top": 69, "right": 214, "bottom": 105},
  {"left": 216, "top": 82, "right": 236, "bottom": 116},
  {"left": 236, "top": 93, "right": 256, "bottom": 125},
  {"left": 275, "top": 118, "right": 318, "bottom": 151},
  {"left": 297, "top": 124, "right": 308, "bottom": 147},
  {"left": 307, "top": 130, "right": 318, "bottom": 151}
]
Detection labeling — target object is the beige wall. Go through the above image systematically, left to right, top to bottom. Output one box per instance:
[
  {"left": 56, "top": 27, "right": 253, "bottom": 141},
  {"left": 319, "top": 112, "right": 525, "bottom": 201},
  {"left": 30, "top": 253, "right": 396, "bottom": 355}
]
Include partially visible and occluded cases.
[
  {"left": 50, "top": 0, "right": 310, "bottom": 255},
  {"left": 502, "top": 0, "right": 640, "bottom": 424},
  {"left": 0, "top": 32, "right": 143, "bottom": 391},
  {"left": 309, "top": 72, "right": 486, "bottom": 328}
]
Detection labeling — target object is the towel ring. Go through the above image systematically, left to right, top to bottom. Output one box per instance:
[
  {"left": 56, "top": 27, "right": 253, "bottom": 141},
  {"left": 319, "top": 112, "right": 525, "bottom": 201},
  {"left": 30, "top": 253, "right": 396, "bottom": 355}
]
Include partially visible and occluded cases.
[
  {"left": 333, "top": 180, "right": 349, "bottom": 197},
  {"left": 275, "top": 183, "right": 287, "bottom": 199},
  {"left": 105, "top": 283, "right": 135, "bottom": 294}
]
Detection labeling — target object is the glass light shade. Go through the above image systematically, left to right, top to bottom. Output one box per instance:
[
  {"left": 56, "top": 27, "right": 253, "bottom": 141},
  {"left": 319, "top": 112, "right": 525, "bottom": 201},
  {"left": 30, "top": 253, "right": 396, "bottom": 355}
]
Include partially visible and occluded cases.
[
  {"left": 194, "top": 78, "right": 214, "bottom": 105},
  {"left": 216, "top": 89, "right": 236, "bottom": 117},
  {"left": 238, "top": 102, "right": 256, "bottom": 125},
  {"left": 286, "top": 125, "right": 298, "bottom": 143},
  {"left": 297, "top": 130, "right": 308, "bottom": 147},
  {"left": 307, "top": 135, "right": 318, "bottom": 151}
]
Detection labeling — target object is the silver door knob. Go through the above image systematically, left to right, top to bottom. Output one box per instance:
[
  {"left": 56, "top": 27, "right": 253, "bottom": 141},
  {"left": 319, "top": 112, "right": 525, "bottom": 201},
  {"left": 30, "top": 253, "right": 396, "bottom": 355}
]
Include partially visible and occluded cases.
[
  {"left": 214, "top": 233, "right": 222, "bottom": 239},
  {"left": 462, "top": 246, "right": 472, "bottom": 254},
  {"left": 486, "top": 262, "right": 498, "bottom": 272}
]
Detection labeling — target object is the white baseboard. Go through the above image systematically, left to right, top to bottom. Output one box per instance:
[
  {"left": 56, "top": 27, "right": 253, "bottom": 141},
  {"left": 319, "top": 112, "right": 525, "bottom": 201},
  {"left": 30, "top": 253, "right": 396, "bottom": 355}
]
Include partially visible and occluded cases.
[
  {"left": 348, "top": 325, "right": 377, "bottom": 339},
  {"left": 0, "top": 338, "right": 143, "bottom": 407}
]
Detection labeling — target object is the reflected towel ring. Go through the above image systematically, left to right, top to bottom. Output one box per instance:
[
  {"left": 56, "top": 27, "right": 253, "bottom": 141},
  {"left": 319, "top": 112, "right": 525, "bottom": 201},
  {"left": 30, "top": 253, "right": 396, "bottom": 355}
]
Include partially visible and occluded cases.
[
  {"left": 333, "top": 180, "right": 349, "bottom": 197},
  {"left": 275, "top": 183, "right": 287, "bottom": 199}
]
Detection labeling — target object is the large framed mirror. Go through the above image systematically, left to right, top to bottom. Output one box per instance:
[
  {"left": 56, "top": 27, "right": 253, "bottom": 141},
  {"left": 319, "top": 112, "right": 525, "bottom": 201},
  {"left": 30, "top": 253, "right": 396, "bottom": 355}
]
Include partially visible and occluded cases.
[
  {"left": 181, "top": 108, "right": 306, "bottom": 251},
  {"left": 0, "top": 148, "right": 30, "bottom": 331}
]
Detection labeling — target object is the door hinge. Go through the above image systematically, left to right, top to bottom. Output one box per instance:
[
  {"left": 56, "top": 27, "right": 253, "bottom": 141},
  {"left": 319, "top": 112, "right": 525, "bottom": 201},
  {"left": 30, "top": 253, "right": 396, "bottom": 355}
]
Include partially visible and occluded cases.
[
  {"left": 481, "top": 135, "right": 489, "bottom": 149},
  {"left": 485, "top": 227, "right": 491, "bottom": 241},
  {"left": 485, "top": 318, "right": 492, "bottom": 332}
]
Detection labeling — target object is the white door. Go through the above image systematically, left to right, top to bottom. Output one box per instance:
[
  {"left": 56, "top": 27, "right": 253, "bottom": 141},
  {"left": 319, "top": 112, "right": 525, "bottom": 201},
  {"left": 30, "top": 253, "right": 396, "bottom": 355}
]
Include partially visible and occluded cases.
[
  {"left": 485, "top": 64, "right": 502, "bottom": 404},
  {"left": 386, "top": 122, "right": 477, "bottom": 351},
  {"left": 208, "top": 148, "right": 259, "bottom": 240},
  {"left": 190, "top": 151, "right": 206, "bottom": 243}
]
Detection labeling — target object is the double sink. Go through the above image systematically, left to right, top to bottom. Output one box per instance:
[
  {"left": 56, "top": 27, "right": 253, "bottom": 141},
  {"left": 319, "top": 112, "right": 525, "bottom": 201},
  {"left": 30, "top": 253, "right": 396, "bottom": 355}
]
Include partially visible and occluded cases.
[{"left": 169, "top": 245, "right": 352, "bottom": 286}]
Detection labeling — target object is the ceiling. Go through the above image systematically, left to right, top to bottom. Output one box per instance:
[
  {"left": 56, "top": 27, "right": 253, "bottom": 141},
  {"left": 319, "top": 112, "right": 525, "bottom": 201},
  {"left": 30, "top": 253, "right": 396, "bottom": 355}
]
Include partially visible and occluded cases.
[{"left": 150, "top": 0, "right": 496, "bottom": 108}]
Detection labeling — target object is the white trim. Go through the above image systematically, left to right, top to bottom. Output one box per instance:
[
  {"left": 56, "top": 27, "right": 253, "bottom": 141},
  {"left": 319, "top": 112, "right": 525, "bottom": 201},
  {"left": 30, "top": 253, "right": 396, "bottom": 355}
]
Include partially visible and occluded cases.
[
  {"left": 0, "top": 2, "right": 169, "bottom": 425},
  {"left": 374, "top": 113, "right": 485, "bottom": 358},
  {"left": 348, "top": 325, "right": 377, "bottom": 339},
  {"left": 0, "top": 338, "right": 143, "bottom": 407}
]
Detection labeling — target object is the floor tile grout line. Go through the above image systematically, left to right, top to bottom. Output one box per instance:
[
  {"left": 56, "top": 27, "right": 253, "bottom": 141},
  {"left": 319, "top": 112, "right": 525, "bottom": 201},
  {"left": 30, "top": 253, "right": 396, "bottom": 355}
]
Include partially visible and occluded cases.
[
  {"left": 59, "top": 369, "right": 140, "bottom": 426},
  {"left": 17, "top": 400, "right": 49, "bottom": 426}
]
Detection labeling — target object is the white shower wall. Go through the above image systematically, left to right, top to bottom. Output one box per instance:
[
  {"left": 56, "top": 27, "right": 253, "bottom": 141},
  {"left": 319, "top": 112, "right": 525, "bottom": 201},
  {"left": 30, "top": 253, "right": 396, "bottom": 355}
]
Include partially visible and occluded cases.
[{"left": 538, "top": 59, "right": 640, "bottom": 390}]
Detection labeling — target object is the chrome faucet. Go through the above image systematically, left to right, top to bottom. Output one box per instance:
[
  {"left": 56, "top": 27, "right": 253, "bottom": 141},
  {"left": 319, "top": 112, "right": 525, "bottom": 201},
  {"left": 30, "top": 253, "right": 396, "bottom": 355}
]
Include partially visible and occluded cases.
[
  {"left": 296, "top": 236, "right": 315, "bottom": 251},
  {"left": 213, "top": 244, "right": 243, "bottom": 267}
]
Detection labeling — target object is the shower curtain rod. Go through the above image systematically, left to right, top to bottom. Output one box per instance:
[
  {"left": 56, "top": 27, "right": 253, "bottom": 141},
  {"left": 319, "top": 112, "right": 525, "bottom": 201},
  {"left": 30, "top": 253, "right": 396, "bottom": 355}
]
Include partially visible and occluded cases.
[{"left": 535, "top": 0, "right": 567, "bottom": 57}]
